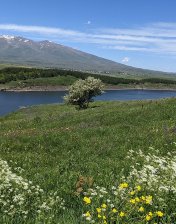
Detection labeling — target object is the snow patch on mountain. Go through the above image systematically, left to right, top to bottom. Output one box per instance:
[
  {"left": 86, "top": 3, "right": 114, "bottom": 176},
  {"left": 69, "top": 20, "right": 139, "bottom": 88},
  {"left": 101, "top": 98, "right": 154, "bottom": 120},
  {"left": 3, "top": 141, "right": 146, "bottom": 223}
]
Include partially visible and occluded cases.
[{"left": 0, "top": 35, "right": 15, "bottom": 40}]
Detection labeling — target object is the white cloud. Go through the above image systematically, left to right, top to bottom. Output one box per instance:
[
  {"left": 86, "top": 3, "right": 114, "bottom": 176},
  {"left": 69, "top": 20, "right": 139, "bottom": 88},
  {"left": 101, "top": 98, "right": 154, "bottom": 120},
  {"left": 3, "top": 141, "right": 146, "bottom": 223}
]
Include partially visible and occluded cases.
[
  {"left": 87, "top": 21, "right": 91, "bottom": 25},
  {"left": 0, "top": 23, "right": 176, "bottom": 55},
  {"left": 0, "top": 24, "right": 83, "bottom": 37},
  {"left": 122, "top": 57, "right": 130, "bottom": 63}
]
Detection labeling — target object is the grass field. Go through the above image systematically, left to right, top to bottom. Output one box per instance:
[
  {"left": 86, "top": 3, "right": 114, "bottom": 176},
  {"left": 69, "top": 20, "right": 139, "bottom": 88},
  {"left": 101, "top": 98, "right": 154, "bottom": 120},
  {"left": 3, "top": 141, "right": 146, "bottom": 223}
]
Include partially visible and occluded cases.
[{"left": 0, "top": 99, "right": 176, "bottom": 223}]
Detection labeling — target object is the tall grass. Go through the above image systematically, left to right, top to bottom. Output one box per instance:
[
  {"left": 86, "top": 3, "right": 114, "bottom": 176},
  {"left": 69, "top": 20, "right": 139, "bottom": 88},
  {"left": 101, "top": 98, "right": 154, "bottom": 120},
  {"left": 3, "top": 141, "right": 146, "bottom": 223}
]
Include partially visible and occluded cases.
[{"left": 0, "top": 99, "right": 176, "bottom": 222}]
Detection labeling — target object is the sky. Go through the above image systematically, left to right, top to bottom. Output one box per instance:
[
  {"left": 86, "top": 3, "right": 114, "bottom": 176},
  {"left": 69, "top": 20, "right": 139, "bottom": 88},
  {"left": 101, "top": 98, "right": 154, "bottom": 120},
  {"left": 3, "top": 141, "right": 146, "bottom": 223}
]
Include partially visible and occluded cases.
[{"left": 0, "top": 0, "right": 176, "bottom": 72}]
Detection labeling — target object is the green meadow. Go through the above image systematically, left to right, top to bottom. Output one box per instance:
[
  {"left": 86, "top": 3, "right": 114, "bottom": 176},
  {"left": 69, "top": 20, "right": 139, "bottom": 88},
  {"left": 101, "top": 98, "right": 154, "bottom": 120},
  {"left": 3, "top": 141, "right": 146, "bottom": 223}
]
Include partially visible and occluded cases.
[{"left": 0, "top": 98, "right": 176, "bottom": 223}]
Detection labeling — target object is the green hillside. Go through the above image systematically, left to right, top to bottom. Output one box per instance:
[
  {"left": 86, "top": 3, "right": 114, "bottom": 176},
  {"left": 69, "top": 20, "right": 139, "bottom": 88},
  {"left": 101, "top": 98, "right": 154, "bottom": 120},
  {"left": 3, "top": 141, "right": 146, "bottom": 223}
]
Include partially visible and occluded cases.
[
  {"left": 1, "top": 67, "right": 176, "bottom": 90},
  {"left": 0, "top": 99, "right": 176, "bottom": 223}
]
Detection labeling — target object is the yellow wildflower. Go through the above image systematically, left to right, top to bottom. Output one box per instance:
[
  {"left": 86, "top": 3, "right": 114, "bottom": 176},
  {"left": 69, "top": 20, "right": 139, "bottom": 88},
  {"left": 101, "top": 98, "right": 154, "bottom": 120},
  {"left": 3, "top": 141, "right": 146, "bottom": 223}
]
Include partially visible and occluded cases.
[
  {"left": 119, "top": 182, "right": 128, "bottom": 189},
  {"left": 136, "top": 185, "right": 141, "bottom": 191},
  {"left": 130, "top": 190, "right": 135, "bottom": 195},
  {"left": 145, "top": 195, "right": 152, "bottom": 204},
  {"left": 141, "top": 196, "right": 146, "bottom": 201},
  {"left": 83, "top": 197, "right": 91, "bottom": 204},
  {"left": 135, "top": 197, "right": 140, "bottom": 202},
  {"left": 129, "top": 199, "right": 136, "bottom": 204},
  {"left": 146, "top": 199, "right": 152, "bottom": 204},
  {"left": 101, "top": 203, "right": 107, "bottom": 209},
  {"left": 138, "top": 206, "right": 144, "bottom": 212},
  {"left": 96, "top": 208, "right": 101, "bottom": 213},
  {"left": 112, "top": 208, "right": 118, "bottom": 213},
  {"left": 85, "top": 211, "right": 91, "bottom": 217},
  {"left": 119, "top": 211, "right": 125, "bottom": 217},
  {"left": 145, "top": 211, "right": 153, "bottom": 221},
  {"left": 156, "top": 211, "right": 164, "bottom": 217},
  {"left": 148, "top": 212, "right": 153, "bottom": 217},
  {"left": 98, "top": 214, "right": 101, "bottom": 218},
  {"left": 146, "top": 215, "right": 152, "bottom": 221},
  {"left": 103, "top": 216, "right": 106, "bottom": 220},
  {"left": 104, "top": 221, "right": 107, "bottom": 224}
]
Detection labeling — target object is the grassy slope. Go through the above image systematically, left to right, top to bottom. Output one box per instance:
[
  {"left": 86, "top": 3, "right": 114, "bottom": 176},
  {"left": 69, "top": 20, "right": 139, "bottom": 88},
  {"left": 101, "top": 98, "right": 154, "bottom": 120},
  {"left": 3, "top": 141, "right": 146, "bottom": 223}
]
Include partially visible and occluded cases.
[
  {"left": 0, "top": 63, "right": 32, "bottom": 69},
  {"left": 1, "top": 64, "right": 176, "bottom": 90},
  {"left": 110, "top": 71, "right": 176, "bottom": 80},
  {"left": 4, "top": 75, "right": 78, "bottom": 88},
  {"left": 2, "top": 76, "right": 176, "bottom": 90},
  {"left": 0, "top": 99, "right": 176, "bottom": 221}
]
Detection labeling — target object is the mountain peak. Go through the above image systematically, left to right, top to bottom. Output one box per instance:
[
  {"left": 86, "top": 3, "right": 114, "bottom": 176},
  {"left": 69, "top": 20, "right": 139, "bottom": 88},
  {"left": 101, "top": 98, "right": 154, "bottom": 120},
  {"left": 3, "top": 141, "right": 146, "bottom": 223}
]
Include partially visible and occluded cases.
[
  {"left": 0, "top": 35, "right": 15, "bottom": 40},
  {"left": 0, "top": 35, "right": 173, "bottom": 75},
  {"left": 39, "top": 40, "right": 53, "bottom": 43}
]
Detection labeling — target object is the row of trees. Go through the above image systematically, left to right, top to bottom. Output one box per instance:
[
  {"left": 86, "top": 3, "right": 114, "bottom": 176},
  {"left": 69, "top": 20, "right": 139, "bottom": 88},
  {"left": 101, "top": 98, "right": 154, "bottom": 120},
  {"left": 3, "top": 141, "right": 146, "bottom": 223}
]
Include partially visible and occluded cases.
[{"left": 1, "top": 67, "right": 176, "bottom": 85}]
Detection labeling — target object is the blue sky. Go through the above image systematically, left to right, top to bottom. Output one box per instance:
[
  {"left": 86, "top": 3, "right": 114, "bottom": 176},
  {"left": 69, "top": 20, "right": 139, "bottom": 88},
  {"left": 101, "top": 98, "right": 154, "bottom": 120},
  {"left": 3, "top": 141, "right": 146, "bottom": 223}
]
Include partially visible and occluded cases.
[{"left": 0, "top": 0, "right": 176, "bottom": 72}]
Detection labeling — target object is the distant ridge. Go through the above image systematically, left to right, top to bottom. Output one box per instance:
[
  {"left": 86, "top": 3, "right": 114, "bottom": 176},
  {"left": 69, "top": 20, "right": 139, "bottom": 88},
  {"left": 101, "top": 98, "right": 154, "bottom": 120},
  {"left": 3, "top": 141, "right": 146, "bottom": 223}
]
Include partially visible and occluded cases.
[{"left": 0, "top": 35, "right": 175, "bottom": 76}]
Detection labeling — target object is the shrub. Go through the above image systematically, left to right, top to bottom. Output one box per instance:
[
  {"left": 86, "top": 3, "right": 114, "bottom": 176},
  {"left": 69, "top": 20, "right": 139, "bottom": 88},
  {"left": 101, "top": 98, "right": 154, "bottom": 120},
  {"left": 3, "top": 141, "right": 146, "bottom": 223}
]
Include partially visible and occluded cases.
[{"left": 64, "top": 77, "right": 104, "bottom": 109}]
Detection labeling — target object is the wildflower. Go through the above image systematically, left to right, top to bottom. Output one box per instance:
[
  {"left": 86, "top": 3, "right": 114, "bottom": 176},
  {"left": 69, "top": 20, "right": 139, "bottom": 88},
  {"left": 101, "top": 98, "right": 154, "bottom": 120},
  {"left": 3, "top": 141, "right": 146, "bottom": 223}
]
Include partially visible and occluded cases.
[
  {"left": 0, "top": 158, "right": 66, "bottom": 220},
  {"left": 119, "top": 182, "right": 128, "bottom": 189},
  {"left": 136, "top": 185, "right": 141, "bottom": 191},
  {"left": 130, "top": 190, "right": 135, "bottom": 195},
  {"left": 145, "top": 195, "right": 152, "bottom": 204},
  {"left": 141, "top": 196, "right": 146, "bottom": 201},
  {"left": 83, "top": 197, "right": 91, "bottom": 204},
  {"left": 135, "top": 197, "right": 140, "bottom": 202},
  {"left": 129, "top": 199, "right": 136, "bottom": 204},
  {"left": 101, "top": 203, "right": 107, "bottom": 209},
  {"left": 110, "top": 203, "right": 114, "bottom": 208},
  {"left": 138, "top": 206, "right": 144, "bottom": 212},
  {"left": 96, "top": 208, "right": 101, "bottom": 213},
  {"left": 112, "top": 208, "right": 117, "bottom": 213},
  {"left": 85, "top": 211, "right": 91, "bottom": 217},
  {"left": 119, "top": 211, "right": 125, "bottom": 217},
  {"left": 156, "top": 211, "right": 164, "bottom": 217},
  {"left": 148, "top": 212, "right": 153, "bottom": 217},
  {"left": 98, "top": 214, "right": 101, "bottom": 218},
  {"left": 103, "top": 215, "right": 106, "bottom": 220},
  {"left": 146, "top": 215, "right": 152, "bottom": 221},
  {"left": 86, "top": 216, "right": 91, "bottom": 221}
]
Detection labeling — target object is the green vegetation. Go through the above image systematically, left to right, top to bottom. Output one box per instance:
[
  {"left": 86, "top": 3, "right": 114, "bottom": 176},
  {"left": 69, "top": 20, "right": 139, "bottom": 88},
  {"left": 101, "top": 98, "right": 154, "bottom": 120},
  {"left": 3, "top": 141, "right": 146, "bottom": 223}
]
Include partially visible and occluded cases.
[
  {"left": 1, "top": 67, "right": 176, "bottom": 90},
  {"left": 4, "top": 75, "right": 78, "bottom": 88},
  {"left": 64, "top": 77, "right": 104, "bottom": 109},
  {"left": 0, "top": 98, "right": 176, "bottom": 223}
]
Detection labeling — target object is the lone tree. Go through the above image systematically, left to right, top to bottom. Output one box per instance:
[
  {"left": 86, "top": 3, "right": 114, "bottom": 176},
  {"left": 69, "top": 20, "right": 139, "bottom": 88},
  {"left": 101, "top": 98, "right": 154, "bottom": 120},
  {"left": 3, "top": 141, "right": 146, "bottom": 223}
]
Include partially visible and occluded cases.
[{"left": 64, "top": 76, "right": 104, "bottom": 109}]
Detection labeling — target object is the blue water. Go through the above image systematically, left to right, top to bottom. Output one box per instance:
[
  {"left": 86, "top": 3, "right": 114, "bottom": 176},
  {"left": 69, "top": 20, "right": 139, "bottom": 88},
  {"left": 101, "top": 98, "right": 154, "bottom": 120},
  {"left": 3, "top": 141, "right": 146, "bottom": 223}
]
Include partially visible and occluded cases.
[{"left": 1, "top": 89, "right": 176, "bottom": 116}]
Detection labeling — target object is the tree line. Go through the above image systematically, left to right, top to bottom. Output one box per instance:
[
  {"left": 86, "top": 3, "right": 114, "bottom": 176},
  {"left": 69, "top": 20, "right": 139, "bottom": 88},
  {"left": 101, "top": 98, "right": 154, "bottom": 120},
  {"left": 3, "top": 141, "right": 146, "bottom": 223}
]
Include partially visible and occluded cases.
[{"left": 0, "top": 67, "right": 176, "bottom": 85}]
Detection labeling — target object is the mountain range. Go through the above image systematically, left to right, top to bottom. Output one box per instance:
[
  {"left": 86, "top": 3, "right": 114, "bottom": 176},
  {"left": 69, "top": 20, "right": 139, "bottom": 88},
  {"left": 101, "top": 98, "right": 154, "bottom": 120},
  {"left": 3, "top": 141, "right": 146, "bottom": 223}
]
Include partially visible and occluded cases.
[{"left": 0, "top": 35, "right": 175, "bottom": 76}]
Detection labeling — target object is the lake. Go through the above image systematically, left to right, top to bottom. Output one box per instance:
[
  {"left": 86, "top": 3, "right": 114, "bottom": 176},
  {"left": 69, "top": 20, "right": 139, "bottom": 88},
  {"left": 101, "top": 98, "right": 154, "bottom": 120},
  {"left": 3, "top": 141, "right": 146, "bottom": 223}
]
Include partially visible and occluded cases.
[{"left": 1, "top": 89, "right": 176, "bottom": 116}]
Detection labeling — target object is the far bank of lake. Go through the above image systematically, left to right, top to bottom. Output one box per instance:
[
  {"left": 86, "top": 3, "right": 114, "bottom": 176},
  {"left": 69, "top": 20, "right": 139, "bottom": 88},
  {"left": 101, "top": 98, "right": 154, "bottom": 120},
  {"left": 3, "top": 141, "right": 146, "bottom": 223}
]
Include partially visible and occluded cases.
[{"left": 1, "top": 84, "right": 176, "bottom": 92}]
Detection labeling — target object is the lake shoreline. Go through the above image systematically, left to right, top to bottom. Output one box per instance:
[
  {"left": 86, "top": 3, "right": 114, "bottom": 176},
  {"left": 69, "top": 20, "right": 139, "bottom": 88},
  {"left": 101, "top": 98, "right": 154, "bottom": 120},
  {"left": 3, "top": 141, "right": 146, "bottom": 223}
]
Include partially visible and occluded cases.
[{"left": 1, "top": 85, "right": 176, "bottom": 92}]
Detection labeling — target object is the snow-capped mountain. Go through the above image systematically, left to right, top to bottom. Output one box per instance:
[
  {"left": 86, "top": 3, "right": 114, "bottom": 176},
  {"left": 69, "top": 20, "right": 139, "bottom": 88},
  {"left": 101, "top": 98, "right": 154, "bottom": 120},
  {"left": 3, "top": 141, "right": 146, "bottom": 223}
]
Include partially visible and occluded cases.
[
  {"left": 0, "top": 35, "right": 173, "bottom": 75},
  {"left": 0, "top": 35, "right": 132, "bottom": 71},
  {"left": 0, "top": 35, "right": 15, "bottom": 40}
]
